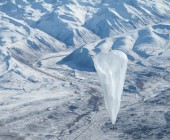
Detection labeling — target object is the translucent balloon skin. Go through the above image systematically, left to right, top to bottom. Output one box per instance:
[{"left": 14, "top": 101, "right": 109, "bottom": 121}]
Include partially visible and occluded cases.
[{"left": 93, "top": 50, "right": 128, "bottom": 124}]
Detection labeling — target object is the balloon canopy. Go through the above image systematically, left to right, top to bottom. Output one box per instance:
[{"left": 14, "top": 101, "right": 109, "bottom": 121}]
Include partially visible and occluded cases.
[{"left": 93, "top": 50, "right": 128, "bottom": 124}]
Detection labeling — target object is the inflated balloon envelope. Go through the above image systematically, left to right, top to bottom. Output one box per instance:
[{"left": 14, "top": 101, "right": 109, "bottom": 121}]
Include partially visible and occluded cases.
[{"left": 93, "top": 50, "right": 128, "bottom": 125}]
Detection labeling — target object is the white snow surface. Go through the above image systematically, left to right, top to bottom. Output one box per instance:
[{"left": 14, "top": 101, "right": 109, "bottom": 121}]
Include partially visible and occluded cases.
[
  {"left": 0, "top": 0, "right": 170, "bottom": 139},
  {"left": 94, "top": 51, "right": 128, "bottom": 124}
]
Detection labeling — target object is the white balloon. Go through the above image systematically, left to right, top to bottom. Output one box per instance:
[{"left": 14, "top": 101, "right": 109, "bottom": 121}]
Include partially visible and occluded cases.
[{"left": 93, "top": 50, "right": 128, "bottom": 124}]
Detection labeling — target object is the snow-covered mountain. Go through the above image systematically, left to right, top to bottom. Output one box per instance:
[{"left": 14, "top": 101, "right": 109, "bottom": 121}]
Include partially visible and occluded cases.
[
  {"left": 0, "top": 0, "right": 170, "bottom": 139},
  {"left": 1, "top": 0, "right": 169, "bottom": 47},
  {"left": 59, "top": 23, "right": 170, "bottom": 71}
]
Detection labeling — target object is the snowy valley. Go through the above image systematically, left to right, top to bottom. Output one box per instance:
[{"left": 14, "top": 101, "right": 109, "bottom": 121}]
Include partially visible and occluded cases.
[{"left": 0, "top": 0, "right": 170, "bottom": 139}]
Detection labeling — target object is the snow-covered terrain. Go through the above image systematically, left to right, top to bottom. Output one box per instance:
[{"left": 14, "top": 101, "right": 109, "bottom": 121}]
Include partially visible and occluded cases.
[{"left": 0, "top": 0, "right": 170, "bottom": 139}]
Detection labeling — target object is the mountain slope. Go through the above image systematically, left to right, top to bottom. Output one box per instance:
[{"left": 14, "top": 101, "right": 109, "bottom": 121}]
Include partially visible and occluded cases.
[
  {"left": 0, "top": 0, "right": 170, "bottom": 140},
  {"left": 1, "top": 0, "right": 169, "bottom": 46},
  {"left": 85, "top": 0, "right": 170, "bottom": 38},
  {"left": 59, "top": 23, "right": 170, "bottom": 71}
]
